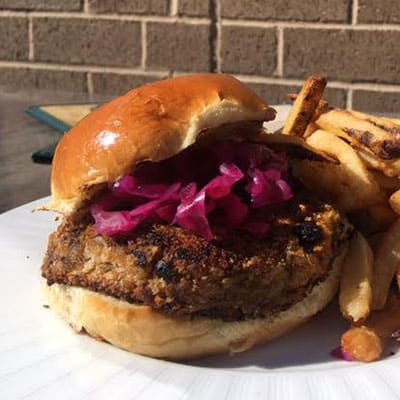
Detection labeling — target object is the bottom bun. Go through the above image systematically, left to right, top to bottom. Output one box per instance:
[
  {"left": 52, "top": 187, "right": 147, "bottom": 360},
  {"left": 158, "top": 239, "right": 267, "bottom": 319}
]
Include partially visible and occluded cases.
[{"left": 42, "top": 246, "right": 347, "bottom": 360}]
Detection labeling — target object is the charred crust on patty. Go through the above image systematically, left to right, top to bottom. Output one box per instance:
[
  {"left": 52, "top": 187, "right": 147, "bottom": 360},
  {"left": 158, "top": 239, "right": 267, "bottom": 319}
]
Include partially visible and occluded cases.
[
  {"left": 41, "top": 194, "right": 352, "bottom": 321},
  {"left": 293, "top": 222, "right": 323, "bottom": 253}
]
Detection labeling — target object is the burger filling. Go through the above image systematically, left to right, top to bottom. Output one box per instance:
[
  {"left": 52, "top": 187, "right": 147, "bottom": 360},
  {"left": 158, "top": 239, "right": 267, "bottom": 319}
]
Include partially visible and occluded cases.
[{"left": 42, "top": 141, "right": 351, "bottom": 321}]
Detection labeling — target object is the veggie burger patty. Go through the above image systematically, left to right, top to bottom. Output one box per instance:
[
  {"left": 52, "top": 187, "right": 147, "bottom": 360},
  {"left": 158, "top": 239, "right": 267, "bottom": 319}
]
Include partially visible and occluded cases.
[{"left": 42, "top": 194, "right": 351, "bottom": 321}]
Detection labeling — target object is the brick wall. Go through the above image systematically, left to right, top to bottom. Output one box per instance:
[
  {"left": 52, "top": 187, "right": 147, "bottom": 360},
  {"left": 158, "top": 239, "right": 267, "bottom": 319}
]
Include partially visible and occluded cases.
[{"left": 0, "top": 0, "right": 399, "bottom": 112}]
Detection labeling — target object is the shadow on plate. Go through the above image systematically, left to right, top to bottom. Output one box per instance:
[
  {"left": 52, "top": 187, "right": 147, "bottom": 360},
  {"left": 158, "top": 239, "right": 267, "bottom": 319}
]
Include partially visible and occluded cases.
[{"left": 184, "top": 300, "right": 349, "bottom": 371}]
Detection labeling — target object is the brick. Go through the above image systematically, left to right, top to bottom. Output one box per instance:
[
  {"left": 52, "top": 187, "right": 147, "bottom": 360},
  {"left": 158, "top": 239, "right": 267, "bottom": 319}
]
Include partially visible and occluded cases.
[
  {"left": 0, "top": 0, "right": 82, "bottom": 11},
  {"left": 88, "top": 0, "right": 169, "bottom": 15},
  {"left": 177, "top": 0, "right": 210, "bottom": 17},
  {"left": 221, "top": 0, "right": 348, "bottom": 22},
  {"left": 358, "top": 0, "right": 400, "bottom": 24},
  {"left": 0, "top": 17, "right": 28, "bottom": 61},
  {"left": 33, "top": 18, "right": 141, "bottom": 67},
  {"left": 147, "top": 22, "right": 210, "bottom": 71},
  {"left": 220, "top": 26, "right": 276, "bottom": 76},
  {"left": 284, "top": 29, "right": 400, "bottom": 84},
  {"left": 0, "top": 67, "right": 87, "bottom": 92},
  {"left": 92, "top": 73, "right": 167, "bottom": 95},
  {"left": 245, "top": 83, "right": 346, "bottom": 108},
  {"left": 324, "top": 87, "right": 347, "bottom": 108},
  {"left": 353, "top": 91, "right": 400, "bottom": 114}
]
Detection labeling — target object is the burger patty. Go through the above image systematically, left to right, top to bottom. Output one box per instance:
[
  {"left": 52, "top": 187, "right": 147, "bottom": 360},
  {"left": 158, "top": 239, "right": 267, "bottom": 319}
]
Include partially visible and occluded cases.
[{"left": 42, "top": 196, "right": 351, "bottom": 321}]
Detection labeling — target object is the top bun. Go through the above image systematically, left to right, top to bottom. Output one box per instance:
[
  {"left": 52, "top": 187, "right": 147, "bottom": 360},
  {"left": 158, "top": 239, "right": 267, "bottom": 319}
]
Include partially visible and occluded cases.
[{"left": 49, "top": 74, "right": 276, "bottom": 213}]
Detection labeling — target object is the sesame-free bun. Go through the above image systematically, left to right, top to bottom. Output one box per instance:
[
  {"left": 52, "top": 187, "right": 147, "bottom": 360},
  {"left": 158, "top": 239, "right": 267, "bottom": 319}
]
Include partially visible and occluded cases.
[
  {"left": 49, "top": 74, "right": 275, "bottom": 214},
  {"left": 42, "top": 246, "right": 346, "bottom": 360}
]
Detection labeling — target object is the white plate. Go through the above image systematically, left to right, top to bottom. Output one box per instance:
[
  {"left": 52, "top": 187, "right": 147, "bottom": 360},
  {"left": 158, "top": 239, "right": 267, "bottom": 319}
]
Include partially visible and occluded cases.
[{"left": 1, "top": 106, "right": 400, "bottom": 399}]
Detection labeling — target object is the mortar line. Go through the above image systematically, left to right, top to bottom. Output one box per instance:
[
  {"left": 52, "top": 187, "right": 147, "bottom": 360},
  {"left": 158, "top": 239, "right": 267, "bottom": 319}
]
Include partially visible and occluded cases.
[
  {"left": 83, "top": 0, "right": 89, "bottom": 13},
  {"left": 170, "top": 0, "right": 178, "bottom": 16},
  {"left": 209, "top": 0, "right": 218, "bottom": 72},
  {"left": 215, "top": 0, "right": 222, "bottom": 72},
  {"left": 352, "top": 0, "right": 359, "bottom": 25},
  {"left": 0, "top": 9, "right": 399, "bottom": 30},
  {"left": 0, "top": 10, "right": 210, "bottom": 24},
  {"left": 28, "top": 15, "right": 34, "bottom": 61},
  {"left": 220, "top": 19, "right": 400, "bottom": 31},
  {"left": 141, "top": 21, "right": 147, "bottom": 69},
  {"left": 275, "top": 25, "right": 284, "bottom": 77},
  {"left": 0, "top": 61, "right": 169, "bottom": 75},
  {"left": 1, "top": 61, "right": 400, "bottom": 92},
  {"left": 86, "top": 72, "right": 93, "bottom": 95},
  {"left": 347, "top": 88, "right": 354, "bottom": 109}
]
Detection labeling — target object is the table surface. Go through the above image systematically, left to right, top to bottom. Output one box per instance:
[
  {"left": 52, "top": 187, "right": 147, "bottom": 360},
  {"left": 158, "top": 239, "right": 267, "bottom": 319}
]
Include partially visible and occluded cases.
[{"left": 0, "top": 89, "right": 109, "bottom": 213}]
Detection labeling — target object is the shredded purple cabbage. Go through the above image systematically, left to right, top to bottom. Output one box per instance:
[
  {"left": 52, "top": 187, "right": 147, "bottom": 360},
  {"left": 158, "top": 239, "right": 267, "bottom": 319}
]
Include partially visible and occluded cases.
[{"left": 90, "top": 141, "right": 293, "bottom": 240}]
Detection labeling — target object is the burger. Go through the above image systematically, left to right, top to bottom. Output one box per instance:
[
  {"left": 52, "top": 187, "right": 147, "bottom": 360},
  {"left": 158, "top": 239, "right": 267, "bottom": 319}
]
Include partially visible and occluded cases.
[{"left": 41, "top": 74, "right": 351, "bottom": 360}]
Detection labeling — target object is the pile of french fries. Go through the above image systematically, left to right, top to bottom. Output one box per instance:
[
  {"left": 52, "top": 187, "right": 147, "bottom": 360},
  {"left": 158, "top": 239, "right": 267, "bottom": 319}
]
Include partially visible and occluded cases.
[{"left": 283, "top": 76, "right": 400, "bottom": 362}]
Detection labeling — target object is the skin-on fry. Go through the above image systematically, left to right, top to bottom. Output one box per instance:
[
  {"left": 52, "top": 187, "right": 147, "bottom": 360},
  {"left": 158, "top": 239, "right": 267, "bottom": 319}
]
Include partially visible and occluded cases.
[
  {"left": 282, "top": 76, "right": 326, "bottom": 136},
  {"left": 288, "top": 94, "right": 331, "bottom": 122},
  {"left": 313, "top": 99, "right": 330, "bottom": 119},
  {"left": 316, "top": 109, "right": 400, "bottom": 160},
  {"left": 349, "top": 110, "right": 400, "bottom": 135},
  {"left": 389, "top": 117, "right": 400, "bottom": 126},
  {"left": 303, "top": 122, "right": 318, "bottom": 138},
  {"left": 305, "top": 130, "right": 384, "bottom": 210},
  {"left": 253, "top": 132, "right": 334, "bottom": 162},
  {"left": 356, "top": 148, "right": 400, "bottom": 178},
  {"left": 388, "top": 158, "right": 400, "bottom": 176},
  {"left": 293, "top": 160, "right": 371, "bottom": 212},
  {"left": 370, "top": 170, "right": 400, "bottom": 192},
  {"left": 389, "top": 189, "right": 400, "bottom": 215},
  {"left": 350, "top": 203, "right": 397, "bottom": 236},
  {"left": 367, "top": 203, "right": 398, "bottom": 232},
  {"left": 372, "top": 218, "right": 400, "bottom": 310},
  {"left": 339, "top": 232, "right": 373, "bottom": 323},
  {"left": 366, "top": 232, "right": 385, "bottom": 253},
  {"left": 341, "top": 294, "right": 400, "bottom": 362},
  {"left": 341, "top": 326, "right": 383, "bottom": 362}
]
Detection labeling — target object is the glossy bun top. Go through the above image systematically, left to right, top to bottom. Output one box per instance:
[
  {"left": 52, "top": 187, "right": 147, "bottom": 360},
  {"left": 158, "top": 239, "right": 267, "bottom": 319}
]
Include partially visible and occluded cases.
[{"left": 49, "top": 74, "right": 275, "bottom": 213}]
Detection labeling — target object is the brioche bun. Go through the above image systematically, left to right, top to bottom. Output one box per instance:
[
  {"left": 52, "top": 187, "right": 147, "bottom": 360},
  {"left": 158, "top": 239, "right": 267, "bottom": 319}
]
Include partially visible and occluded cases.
[
  {"left": 42, "top": 74, "right": 348, "bottom": 361},
  {"left": 48, "top": 74, "right": 275, "bottom": 214},
  {"left": 42, "top": 247, "right": 346, "bottom": 360}
]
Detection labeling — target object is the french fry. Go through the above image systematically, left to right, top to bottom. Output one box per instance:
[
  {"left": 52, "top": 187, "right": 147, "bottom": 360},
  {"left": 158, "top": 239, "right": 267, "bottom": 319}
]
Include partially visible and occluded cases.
[
  {"left": 282, "top": 76, "right": 326, "bottom": 136},
  {"left": 284, "top": 77, "right": 400, "bottom": 363},
  {"left": 288, "top": 95, "right": 330, "bottom": 121},
  {"left": 287, "top": 97, "right": 330, "bottom": 138},
  {"left": 313, "top": 99, "right": 330, "bottom": 119},
  {"left": 315, "top": 109, "right": 400, "bottom": 160},
  {"left": 349, "top": 110, "right": 400, "bottom": 135},
  {"left": 389, "top": 117, "right": 400, "bottom": 126},
  {"left": 303, "top": 121, "right": 318, "bottom": 138},
  {"left": 305, "top": 130, "right": 384, "bottom": 210},
  {"left": 254, "top": 132, "right": 334, "bottom": 162},
  {"left": 356, "top": 148, "right": 400, "bottom": 177},
  {"left": 357, "top": 148, "right": 400, "bottom": 178},
  {"left": 388, "top": 158, "right": 400, "bottom": 176},
  {"left": 293, "top": 160, "right": 370, "bottom": 212},
  {"left": 370, "top": 170, "right": 400, "bottom": 192},
  {"left": 389, "top": 189, "right": 400, "bottom": 215},
  {"left": 368, "top": 202, "right": 398, "bottom": 231},
  {"left": 350, "top": 203, "right": 397, "bottom": 236},
  {"left": 372, "top": 218, "right": 400, "bottom": 310},
  {"left": 339, "top": 232, "right": 374, "bottom": 323},
  {"left": 366, "top": 232, "right": 385, "bottom": 253},
  {"left": 341, "top": 293, "right": 400, "bottom": 362},
  {"left": 341, "top": 326, "right": 383, "bottom": 362}
]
